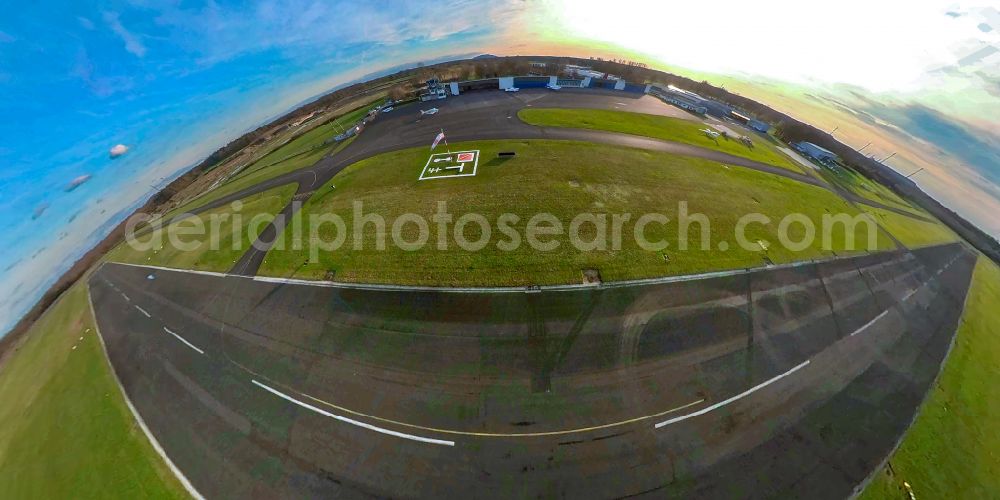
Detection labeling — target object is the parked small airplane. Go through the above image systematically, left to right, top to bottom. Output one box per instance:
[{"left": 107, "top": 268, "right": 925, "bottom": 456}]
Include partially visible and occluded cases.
[
  {"left": 545, "top": 83, "right": 561, "bottom": 90},
  {"left": 503, "top": 87, "right": 520, "bottom": 92},
  {"left": 420, "top": 108, "right": 439, "bottom": 115},
  {"left": 701, "top": 128, "right": 721, "bottom": 139}
]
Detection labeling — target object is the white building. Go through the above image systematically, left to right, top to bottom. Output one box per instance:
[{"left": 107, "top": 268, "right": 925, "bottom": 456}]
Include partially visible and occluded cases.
[{"left": 795, "top": 141, "right": 838, "bottom": 162}]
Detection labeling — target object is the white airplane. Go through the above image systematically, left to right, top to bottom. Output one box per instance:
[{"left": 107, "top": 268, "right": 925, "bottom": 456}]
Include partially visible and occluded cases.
[
  {"left": 545, "top": 84, "right": 561, "bottom": 90},
  {"left": 504, "top": 87, "right": 520, "bottom": 92},
  {"left": 382, "top": 106, "right": 393, "bottom": 113},
  {"left": 420, "top": 108, "right": 439, "bottom": 115},
  {"left": 701, "top": 128, "right": 721, "bottom": 139}
]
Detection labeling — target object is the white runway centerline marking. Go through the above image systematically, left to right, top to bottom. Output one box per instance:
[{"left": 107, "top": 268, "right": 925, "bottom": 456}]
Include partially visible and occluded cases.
[
  {"left": 121, "top": 292, "right": 130, "bottom": 302},
  {"left": 134, "top": 305, "right": 151, "bottom": 318},
  {"left": 850, "top": 310, "right": 890, "bottom": 337},
  {"left": 163, "top": 327, "right": 205, "bottom": 355},
  {"left": 654, "top": 360, "right": 811, "bottom": 429},
  {"left": 252, "top": 379, "right": 455, "bottom": 446}
]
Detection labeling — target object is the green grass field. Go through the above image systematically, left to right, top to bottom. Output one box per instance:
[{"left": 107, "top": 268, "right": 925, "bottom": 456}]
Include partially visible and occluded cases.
[
  {"left": 235, "top": 100, "right": 380, "bottom": 180},
  {"left": 159, "top": 101, "right": 376, "bottom": 218},
  {"left": 518, "top": 108, "right": 805, "bottom": 174},
  {"left": 260, "top": 140, "right": 892, "bottom": 285},
  {"left": 159, "top": 144, "right": 327, "bottom": 221},
  {"left": 815, "top": 162, "right": 922, "bottom": 215},
  {"left": 108, "top": 183, "right": 297, "bottom": 272},
  {"left": 863, "top": 206, "right": 958, "bottom": 248},
  {"left": 861, "top": 256, "right": 1000, "bottom": 499},
  {"left": 0, "top": 282, "right": 186, "bottom": 499}
]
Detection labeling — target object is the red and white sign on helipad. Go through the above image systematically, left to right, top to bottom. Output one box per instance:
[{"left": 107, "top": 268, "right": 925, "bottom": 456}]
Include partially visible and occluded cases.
[{"left": 419, "top": 150, "right": 480, "bottom": 181}]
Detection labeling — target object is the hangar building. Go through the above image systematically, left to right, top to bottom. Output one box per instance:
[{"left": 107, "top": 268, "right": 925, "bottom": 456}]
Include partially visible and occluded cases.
[{"left": 795, "top": 141, "right": 839, "bottom": 162}]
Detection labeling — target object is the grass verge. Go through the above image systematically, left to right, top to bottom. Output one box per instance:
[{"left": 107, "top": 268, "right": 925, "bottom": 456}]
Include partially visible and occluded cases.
[
  {"left": 160, "top": 100, "right": 376, "bottom": 218},
  {"left": 236, "top": 100, "right": 380, "bottom": 180},
  {"left": 518, "top": 108, "right": 805, "bottom": 173},
  {"left": 260, "top": 140, "right": 893, "bottom": 285},
  {"left": 161, "top": 146, "right": 324, "bottom": 219},
  {"left": 815, "top": 161, "right": 922, "bottom": 215},
  {"left": 108, "top": 183, "right": 297, "bottom": 272},
  {"left": 863, "top": 206, "right": 958, "bottom": 248},
  {"left": 860, "top": 256, "right": 1000, "bottom": 499},
  {"left": 0, "top": 282, "right": 186, "bottom": 499}
]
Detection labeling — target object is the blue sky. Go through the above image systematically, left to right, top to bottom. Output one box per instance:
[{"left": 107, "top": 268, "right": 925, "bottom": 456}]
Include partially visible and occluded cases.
[
  {"left": 0, "top": 0, "right": 997, "bottom": 336},
  {"left": 0, "top": 0, "right": 528, "bottom": 335}
]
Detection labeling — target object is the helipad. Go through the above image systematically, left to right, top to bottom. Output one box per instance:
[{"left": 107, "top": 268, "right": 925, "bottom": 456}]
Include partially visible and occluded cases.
[{"left": 419, "top": 150, "right": 480, "bottom": 180}]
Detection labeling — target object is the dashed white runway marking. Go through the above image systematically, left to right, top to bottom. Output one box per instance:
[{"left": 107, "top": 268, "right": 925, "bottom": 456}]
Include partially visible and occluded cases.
[
  {"left": 900, "top": 254, "right": 962, "bottom": 303},
  {"left": 121, "top": 292, "right": 130, "bottom": 302},
  {"left": 134, "top": 305, "right": 151, "bottom": 318},
  {"left": 850, "top": 310, "right": 890, "bottom": 337},
  {"left": 163, "top": 327, "right": 205, "bottom": 355},
  {"left": 655, "top": 360, "right": 811, "bottom": 429},
  {"left": 252, "top": 379, "right": 455, "bottom": 446}
]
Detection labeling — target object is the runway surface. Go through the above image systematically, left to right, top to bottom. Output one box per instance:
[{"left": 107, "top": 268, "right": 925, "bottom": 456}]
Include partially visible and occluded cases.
[
  {"left": 146, "top": 88, "right": 928, "bottom": 276},
  {"left": 89, "top": 241, "right": 976, "bottom": 498}
]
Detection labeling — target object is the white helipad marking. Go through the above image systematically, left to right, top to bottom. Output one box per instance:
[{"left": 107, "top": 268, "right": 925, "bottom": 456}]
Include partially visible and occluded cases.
[
  {"left": 418, "top": 150, "right": 479, "bottom": 181},
  {"left": 134, "top": 305, "right": 151, "bottom": 318},
  {"left": 850, "top": 310, "right": 890, "bottom": 337},
  {"left": 163, "top": 327, "right": 205, "bottom": 355},
  {"left": 654, "top": 360, "right": 810, "bottom": 429},
  {"left": 252, "top": 379, "right": 455, "bottom": 446}
]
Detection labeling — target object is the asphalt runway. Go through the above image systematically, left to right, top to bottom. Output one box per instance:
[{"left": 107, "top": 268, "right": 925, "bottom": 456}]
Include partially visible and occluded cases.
[
  {"left": 141, "top": 87, "right": 927, "bottom": 276},
  {"left": 89, "top": 241, "right": 976, "bottom": 498}
]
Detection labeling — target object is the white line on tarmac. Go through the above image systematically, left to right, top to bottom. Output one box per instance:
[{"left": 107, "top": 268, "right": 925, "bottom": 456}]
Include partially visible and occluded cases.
[
  {"left": 110, "top": 251, "right": 913, "bottom": 294},
  {"left": 901, "top": 254, "right": 962, "bottom": 303},
  {"left": 86, "top": 292, "right": 206, "bottom": 500},
  {"left": 121, "top": 292, "right": 130, "bottom": 302},
  {"left": 134, "top": 305, "right": 151, "bottom": 318},
  {"left": 850, "top": 310, "right": 890, "bottom": 337},
  {"left": 163, "top": 327, "right": 205, "bottom": 355},
  {"left": 654, "top": 360, "right": 811, "bottom": 429},
  {"left": 252, "top": 379, "right": 455, "bottom": 446}
]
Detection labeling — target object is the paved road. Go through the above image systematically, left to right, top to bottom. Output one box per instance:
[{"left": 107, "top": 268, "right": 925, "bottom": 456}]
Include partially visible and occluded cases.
[
  {"left": 138, "top": 88, "right": 927, "bottom": 276},
  {"left": 89, "top": 242, "right": 976, "bottom": 499}
]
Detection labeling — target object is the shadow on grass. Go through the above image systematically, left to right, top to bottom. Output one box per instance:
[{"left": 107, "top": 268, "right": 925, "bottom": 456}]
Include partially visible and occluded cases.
[{"left": 484, "top": 156, "right": 515, "bottom": 167}]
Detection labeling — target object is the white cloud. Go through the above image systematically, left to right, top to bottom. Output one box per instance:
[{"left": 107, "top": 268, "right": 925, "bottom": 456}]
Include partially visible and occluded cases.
[
  {"left": 147, "top": 0, "right": 528, "bottom": 66},
  {"left": 540, "top": 0, "right": 999, "bottom": 93},
  {"left": 103, "top": 11, "right": 147, "bottom": 58},
  {"left": 70, "top": 49, "right": 134, "bottom": 97},
  {"left": 109, "top": 144, "right": 129, "bottom": 158}
]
